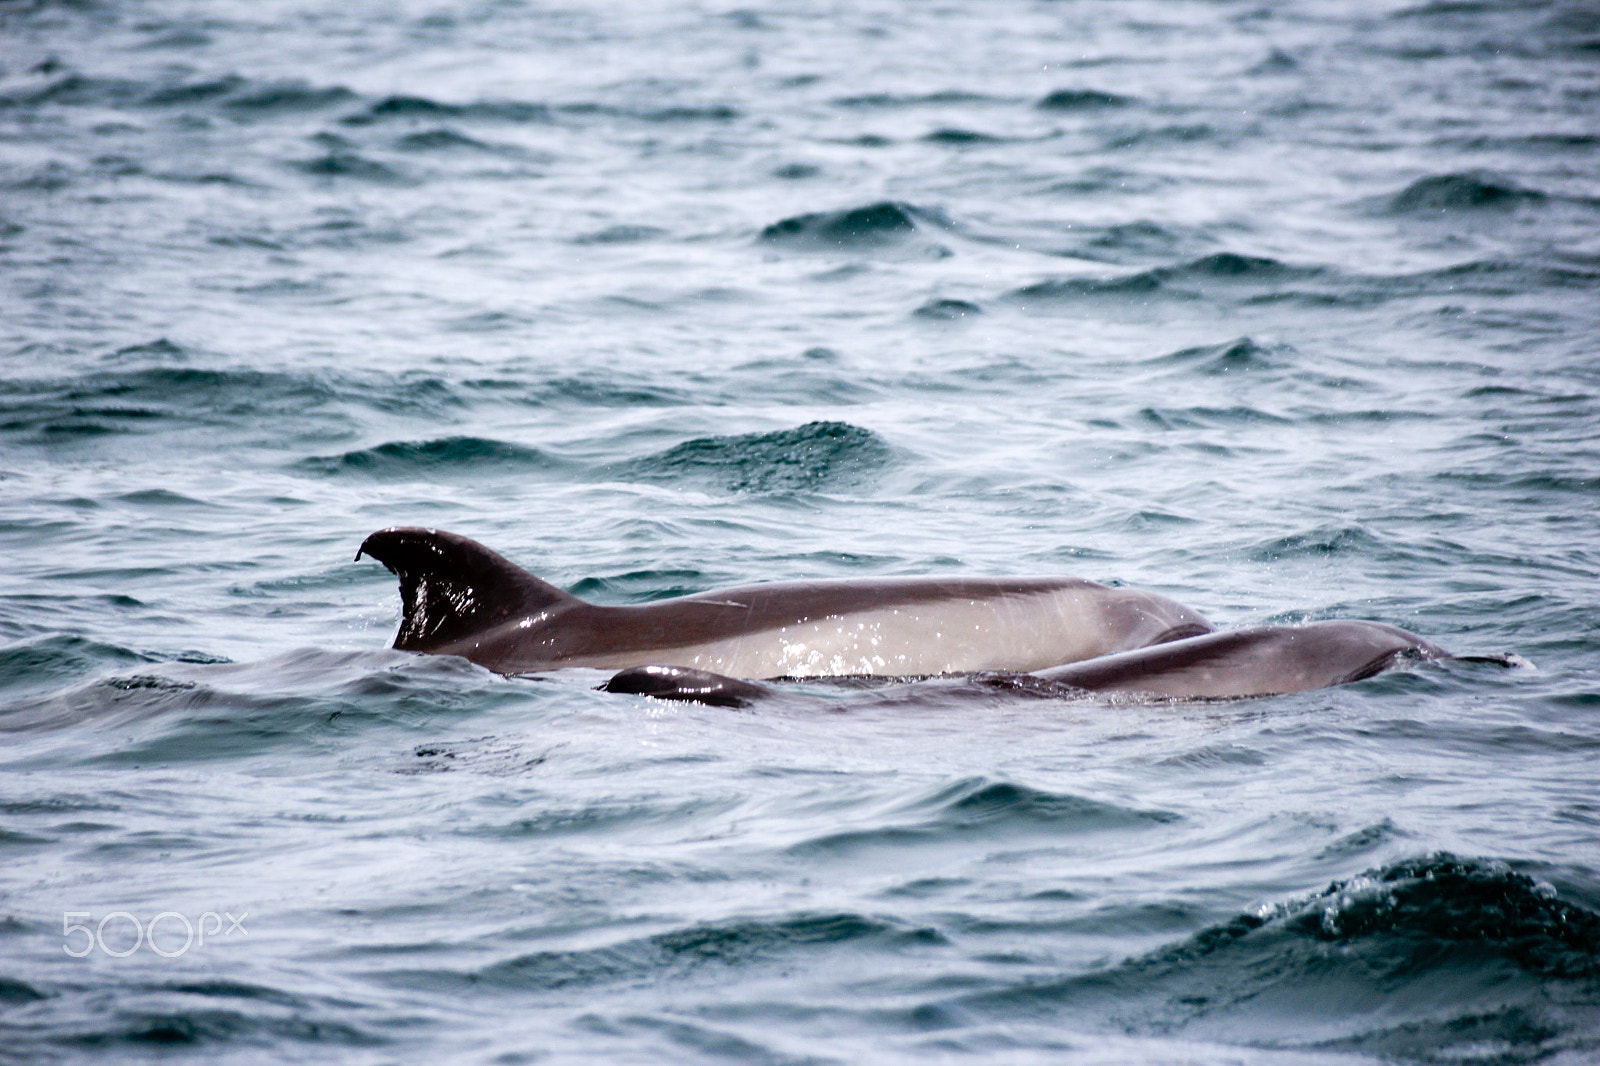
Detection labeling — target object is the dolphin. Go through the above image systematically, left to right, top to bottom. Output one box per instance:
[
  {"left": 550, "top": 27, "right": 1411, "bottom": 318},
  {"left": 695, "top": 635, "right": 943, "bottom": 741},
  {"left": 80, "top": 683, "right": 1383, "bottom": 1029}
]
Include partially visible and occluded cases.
[
  {"left": 357, "top": 527, "right": 1214, "bottom": 677},
  {"left": 1030, "top": 620, "right": 1450, "bottom": 697},
  {"left": 603, "top": 621, "right": 1467, "bottom": 707}
]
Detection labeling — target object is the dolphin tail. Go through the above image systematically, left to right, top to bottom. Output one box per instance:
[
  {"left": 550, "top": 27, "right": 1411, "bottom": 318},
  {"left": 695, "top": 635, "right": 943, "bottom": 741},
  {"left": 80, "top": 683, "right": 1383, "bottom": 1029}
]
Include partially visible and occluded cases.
[{"left": 357, "top": 527, "right": 579, "bottom": 653}]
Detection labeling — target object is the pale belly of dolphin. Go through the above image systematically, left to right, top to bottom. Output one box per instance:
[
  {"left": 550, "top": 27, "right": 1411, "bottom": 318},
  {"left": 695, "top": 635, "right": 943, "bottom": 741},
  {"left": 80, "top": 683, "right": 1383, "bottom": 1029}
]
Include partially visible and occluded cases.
[{"left": 539, "top": 588, "right": 1184, "bottom": 678}]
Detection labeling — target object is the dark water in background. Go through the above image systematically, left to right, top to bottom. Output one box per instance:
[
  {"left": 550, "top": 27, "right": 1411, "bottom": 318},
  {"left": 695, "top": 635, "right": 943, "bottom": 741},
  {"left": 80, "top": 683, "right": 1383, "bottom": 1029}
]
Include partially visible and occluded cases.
[{"left": 3, "top": 0, "right": 1600, "bottom": 1061}]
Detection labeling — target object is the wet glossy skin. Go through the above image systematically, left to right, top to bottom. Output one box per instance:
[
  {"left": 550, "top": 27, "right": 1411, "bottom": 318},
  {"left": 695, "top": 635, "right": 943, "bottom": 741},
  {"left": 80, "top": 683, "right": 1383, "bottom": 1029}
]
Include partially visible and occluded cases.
[{"left": 358, "top": 527, "right": 1213, "bottom": 677}]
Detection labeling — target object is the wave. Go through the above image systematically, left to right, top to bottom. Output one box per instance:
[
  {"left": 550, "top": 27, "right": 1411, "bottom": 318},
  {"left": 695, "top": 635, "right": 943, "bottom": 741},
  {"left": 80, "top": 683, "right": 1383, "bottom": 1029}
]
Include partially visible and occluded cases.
[
  {"left": 1, "top": 69, "right": 552, "bottom": 138},
  {"left": 3, "top": 70, "right": 357, "bottom": 120},
  {"left": 0, "top": 72, "right": 144, "bottom": 109},
  {"left": 147, "top": 74, "right": 358, "bottom": 117},
  {"left": 220, "top": 81, "right": 359, "bottom": 115},
  {"left": 335, "top": 86, "right": 739, "bottom": 135},
  {"left": 1035, "top": 88, "right": 1134, "bottom": 111},
  {"left": 832, "top": 90, "right": 1000, "bottom": 109},
  {"left": 343, "top": 94, "right": 554, "bottom": 126},
  {"left": 560, "top": 101, "right": 741, "bottom": 124},
  {"left": 1104, "top": 123, "right": 1219, "bottom": 150},
  {"left": 392, "top": 127, "right": 501, "bottom": 154},
  {"left": 920, "top": 127, "right": 1005, "bottom": 145},
  {"left": 289, "top": 148, "right": 411, "bottom": 185},
  {"left": 1381, "top": 171, "right": 1548, "bottom": 215},
  {"left": 758, "top": 201, "right": 950, "bottom": 257},
  {"left": 1078, "top": 219, "right": 1186, "bottom": 259},
  {"left": 571, "top": 224, "right": 670, "bottom": 245},
  {"left": 1012, "top": 250, "right": 1598, "bottom": 309},
  {"left": 1011, "top": 252, "right": 1327, "bottom": 305},
  {"left": 1169, "top": 252, "right": 1311, "bottom": 280},
  {"left": 1390, "top": 257, "right": 1600, "bottom": 296},
  {"left": 1011, "top": 272, "right": 1168, "bottom": 302},
  {"left": 912, "top": 298, "right": 983, "bottom": 321},
  {"left": 1138, "top": 336, "right": 1289, "bottom": 376},
  {"left": 0, "top": 350, "right": 468, "bottom": 444},
  {"left": 0, "top": 354, "right": 750, "bottom": 451},
  {"left": 481, "top": 374, "right": 696, "bottom": 407},
  {"left": 1135, "top": 404, "right": 1295, "bottom": 432},
  {"left": 612, "top": 421, "right": 894, "bottom": 494},
  {"left": 293, "top": 436, "right": 556, "bottom": 479},
  {"left": 1246, "top": 523, "right": 1400, "bottom": 563},
  {"left": 0, "top": 634, "right": 152, "bottom": 702},
  {"left": 0, "top": 649, "right": 509, "bottom": 760},
  {"left": 789, "top": 777, "right": 1179, "bottom": 858},
  {"left": 926, "top": 778, "right": 1179, "bottom": 833},
  {"left": 958, "top": 854, "right": 1600, "bottom": 1062},
  {"left": 1266, "top": 855, "right": 1600, "bottom": 977},
  {"left": 372, "top": 910, "right": 944, "bottom": 995},
  {"left": 0, "top": 976, "right": 386, "bottom": 1057}
]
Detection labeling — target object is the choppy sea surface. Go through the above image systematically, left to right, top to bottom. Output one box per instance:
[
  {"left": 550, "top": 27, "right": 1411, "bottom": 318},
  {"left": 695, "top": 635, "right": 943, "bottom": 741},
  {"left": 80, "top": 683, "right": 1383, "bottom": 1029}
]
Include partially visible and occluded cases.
[{"left": 3, "top": 0, "right": 1599, "bottom": 1062}]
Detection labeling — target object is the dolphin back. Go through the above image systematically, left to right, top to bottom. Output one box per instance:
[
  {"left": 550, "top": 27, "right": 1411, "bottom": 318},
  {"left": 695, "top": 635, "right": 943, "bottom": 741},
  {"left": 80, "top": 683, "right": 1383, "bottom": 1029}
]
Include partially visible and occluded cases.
[
  {"left": 357, "top": 527, "right": 579, "bottom": 654},
  {"left": 1034, "top": 620, "right": 1449, "bottom": 698}
]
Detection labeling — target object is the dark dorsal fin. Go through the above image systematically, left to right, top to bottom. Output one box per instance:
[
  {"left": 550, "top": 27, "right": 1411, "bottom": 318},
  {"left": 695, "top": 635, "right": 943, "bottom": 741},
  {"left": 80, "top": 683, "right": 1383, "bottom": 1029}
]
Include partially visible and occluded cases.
[
  {"left": 357, "top": 527, "right": 578, "bottom": 653},
  {"left": 603, "top": 665, "right": 776, "bottom": 708}
]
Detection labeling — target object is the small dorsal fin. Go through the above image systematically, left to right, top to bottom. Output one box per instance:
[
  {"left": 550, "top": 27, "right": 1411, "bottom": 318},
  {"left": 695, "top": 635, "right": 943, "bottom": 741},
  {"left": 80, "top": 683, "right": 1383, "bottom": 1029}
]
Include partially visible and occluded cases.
[{"left": 357, "top": 527, "right": 578, "bottom": 653}]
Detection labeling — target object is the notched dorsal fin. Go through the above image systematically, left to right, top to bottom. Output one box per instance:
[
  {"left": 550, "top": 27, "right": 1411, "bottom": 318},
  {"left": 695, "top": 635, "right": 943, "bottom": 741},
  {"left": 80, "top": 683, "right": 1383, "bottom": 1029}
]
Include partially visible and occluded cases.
[{"left": 357, "top": 527, "right": 577, "bottom": 652}]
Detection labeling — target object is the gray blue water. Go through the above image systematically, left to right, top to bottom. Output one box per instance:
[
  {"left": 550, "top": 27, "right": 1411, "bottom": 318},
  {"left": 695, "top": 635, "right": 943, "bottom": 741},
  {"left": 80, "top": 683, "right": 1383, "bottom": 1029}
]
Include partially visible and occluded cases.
[{"left": 3, "top": 0, "right": 1600, "bottom": 1062}]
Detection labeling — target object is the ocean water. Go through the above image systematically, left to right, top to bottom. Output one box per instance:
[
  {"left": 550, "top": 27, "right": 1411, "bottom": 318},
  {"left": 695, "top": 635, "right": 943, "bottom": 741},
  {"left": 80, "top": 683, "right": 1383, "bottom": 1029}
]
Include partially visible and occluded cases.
[{"left": 2, "top": 0, "right": 1599, "bottom": 1061}]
